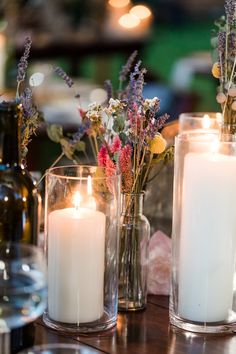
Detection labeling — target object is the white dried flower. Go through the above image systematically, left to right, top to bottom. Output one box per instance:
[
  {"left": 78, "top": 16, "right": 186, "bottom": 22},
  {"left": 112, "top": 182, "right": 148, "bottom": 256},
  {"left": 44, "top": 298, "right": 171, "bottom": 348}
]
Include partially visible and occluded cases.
[
  {"left": 228, "top": 86, "right": 236, "bottom": 97},
  {"left": 216, "top": 92, "right": 227, "bottom": 104},
  {"left": 143, "top": 97, "right": 160, "bottom": 112},
  {"left": 104, "top": 98, "right": 126, "bottom": 115},
  {"left": 86, "top": 102, "right": 102, "bottom": 120}
]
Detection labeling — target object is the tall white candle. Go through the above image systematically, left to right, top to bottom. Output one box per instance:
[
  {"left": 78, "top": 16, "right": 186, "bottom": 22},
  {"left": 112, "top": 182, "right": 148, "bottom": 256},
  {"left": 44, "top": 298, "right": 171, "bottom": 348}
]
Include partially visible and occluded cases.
[
  {"left": 179, "top": 151, "right": 236, "bottom": 322},
  {"left": 48, "top": 207, "right": 106, "bottom": 324}
]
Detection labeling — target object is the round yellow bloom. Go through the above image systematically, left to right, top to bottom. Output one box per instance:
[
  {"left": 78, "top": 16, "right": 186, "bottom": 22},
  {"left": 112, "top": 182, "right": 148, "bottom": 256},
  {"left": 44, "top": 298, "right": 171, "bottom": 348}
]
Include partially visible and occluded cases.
[
  {"left": 212, "top": 62, "right": 220, "bottom": 79},
  {"left": 149, "top": 135, "right": 167, "bottom": 154}
]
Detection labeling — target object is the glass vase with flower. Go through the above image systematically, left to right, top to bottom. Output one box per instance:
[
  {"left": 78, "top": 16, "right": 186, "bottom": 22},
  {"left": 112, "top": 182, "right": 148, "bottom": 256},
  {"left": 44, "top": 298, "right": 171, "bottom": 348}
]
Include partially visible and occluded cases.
[
  {"left": 211, "top": 0, "right": 236, "bottom": 141},
  {"left": 80, "top": 53, "right": 174, "bottom": 311}
]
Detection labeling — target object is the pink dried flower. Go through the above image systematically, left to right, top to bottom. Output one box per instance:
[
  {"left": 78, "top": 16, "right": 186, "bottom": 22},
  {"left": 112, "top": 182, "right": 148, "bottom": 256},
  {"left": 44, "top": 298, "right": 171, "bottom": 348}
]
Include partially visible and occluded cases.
[
  {"left": 128, "top": 107, "right": 142, "bottom": 134},
  {"left": 78, "top": 108, "right": 87, "bottom": 119},
  {"left": 111, "top": 135, "right": 122, "bottom": 153},
  {"left": 119, "top": 145, "right": 133, "bottom": 192},
  {"left": 98, "top": 146, "right": 108, "bottom": 167},
  {"left": 105, "top": 157, "right": 116, "bottom": 177}
]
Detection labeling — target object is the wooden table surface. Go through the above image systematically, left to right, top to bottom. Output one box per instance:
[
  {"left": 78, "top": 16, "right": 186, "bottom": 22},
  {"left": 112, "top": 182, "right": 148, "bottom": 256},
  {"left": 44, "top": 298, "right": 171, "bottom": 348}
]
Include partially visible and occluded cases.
[{"left": 30, "top": 295, "right": 236, "bottom": 354}]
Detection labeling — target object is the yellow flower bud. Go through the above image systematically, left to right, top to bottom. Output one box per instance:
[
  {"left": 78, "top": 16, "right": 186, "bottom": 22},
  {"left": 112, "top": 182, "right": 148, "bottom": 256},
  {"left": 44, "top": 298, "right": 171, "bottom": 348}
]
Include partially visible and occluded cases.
[
  {"left": 212, "top": 62, "right": 220, "bottom": 79},
  {"left": 149, "top": 135, "right": 167, "bottom": 154}
]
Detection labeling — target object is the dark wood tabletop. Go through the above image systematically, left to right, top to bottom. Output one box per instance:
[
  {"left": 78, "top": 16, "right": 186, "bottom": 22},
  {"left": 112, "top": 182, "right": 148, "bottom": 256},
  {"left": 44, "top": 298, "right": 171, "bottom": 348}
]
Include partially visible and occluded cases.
[{"left": 30, "top": 295, "right": 236, "bottom": 354}]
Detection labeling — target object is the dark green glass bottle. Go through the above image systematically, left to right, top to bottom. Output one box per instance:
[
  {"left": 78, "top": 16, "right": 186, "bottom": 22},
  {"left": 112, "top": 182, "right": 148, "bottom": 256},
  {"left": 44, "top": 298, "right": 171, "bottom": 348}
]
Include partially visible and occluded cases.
[
  {"left": 0, "top": 100, "right": 40, "bottom": 352},
  {"left": 0, "top": 100, "right": 39, "bottom": 244}
]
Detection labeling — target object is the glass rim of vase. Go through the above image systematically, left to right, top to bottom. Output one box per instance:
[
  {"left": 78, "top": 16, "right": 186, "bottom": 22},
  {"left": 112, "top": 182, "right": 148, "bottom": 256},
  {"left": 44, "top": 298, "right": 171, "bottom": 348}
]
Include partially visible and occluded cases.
[
  {"left": 179, "top": 111, "right": 222, "bottom": 119},
  {"left": 176, "top": 132, "right": 236, "bottom": 145},
  {"left": 46, "top": 165, "right": 120, "bottom": 181},
  {"left": 18, "top": 343, "right": 85, "bottom": 351}
]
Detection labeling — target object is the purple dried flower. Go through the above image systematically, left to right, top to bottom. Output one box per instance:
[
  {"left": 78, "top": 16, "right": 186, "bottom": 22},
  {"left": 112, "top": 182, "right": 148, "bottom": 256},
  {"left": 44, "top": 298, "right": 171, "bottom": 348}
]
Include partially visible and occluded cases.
[
  {"left": 225, "top": 0, "right": 236, "bottom": 26},
  {"left": 218, "top": 31, "right": 226, "bottom": 53},
  {"left": 229, "top": 32, "right": 236, "bottom": 57},
  {"left": 17, "top": 37, "right": 32, "bottom": 83},
  {"left": 119, "top": 50, "right": 138, "bottom": 82},
  {"left": 128, "top": 61, "right": 146, "bottom": 109},
  {"left": 54, "top": 66, "right": 74, "bottom": 88},
  {"left": 135, "top": 68, "right": 147, "bottom": 104},
  {"left": 104, "top": 80, "right": 113, "bottom": 102},
  {"left": 21, "top": 88, "right": 36, "bottom": 119},
  {"left": 156, "top": 114, "right": 169, "bottom": 130},
  {"left": 72, "top": 120, "right": 90, "bottom": 143}
]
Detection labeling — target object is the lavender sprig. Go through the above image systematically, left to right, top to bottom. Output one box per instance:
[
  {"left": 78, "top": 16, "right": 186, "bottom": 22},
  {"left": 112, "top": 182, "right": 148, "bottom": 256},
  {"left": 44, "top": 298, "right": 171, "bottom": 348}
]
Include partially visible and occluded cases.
[
  {"left": 225, "top": 0, "right": 236, "bottom": 26},
  {"left": 16, "top": 36, "right": 32, "bottom": 98},
  {"left": 119, "top": 50, "right": 138, "bottom": 83},
  {"left": 128, "top": 61, "right": 146, "bottom": 109},
  {"left": 54, "top": 66, "right": 74, "bottom": 88},
  {"left": 104, "top": 80, "right": 113, "bottom": 102},
  {"left": 20, "top": 88, "right": 40, "bottom": 162},
  {"left": 21, "top": 88, "right": 36, "bottom": 118},
  {"left": 156, "top": 114, "right": 170, "bottom": 130},
  {"left": 71, "top": 120, "right": 91, "bottom": 143}
]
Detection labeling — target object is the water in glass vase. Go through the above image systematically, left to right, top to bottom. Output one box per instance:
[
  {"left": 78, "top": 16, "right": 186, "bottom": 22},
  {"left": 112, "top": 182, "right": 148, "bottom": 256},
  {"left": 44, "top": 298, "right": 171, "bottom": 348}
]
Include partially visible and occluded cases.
[{"left": 118, "top": 193, "right": 150, "bottom": 311}]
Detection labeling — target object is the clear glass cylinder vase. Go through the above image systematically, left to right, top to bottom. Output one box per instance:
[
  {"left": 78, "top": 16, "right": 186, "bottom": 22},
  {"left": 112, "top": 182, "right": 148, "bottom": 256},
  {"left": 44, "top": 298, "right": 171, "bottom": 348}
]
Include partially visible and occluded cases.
[
  {"left": 178, "top": 112, "right": 221, "bottom": 135},
  {"left": 219, "top": 122, "right": 236, "bottom": 142},
  {"left": 170, "top": 133, "right": 236, "bottom": 333},
  {"left": 43, "top": 165, "right": 120, "bottom": 333},
  {"left": 118, "top": 193, "right": 150, "bottom": 311}
]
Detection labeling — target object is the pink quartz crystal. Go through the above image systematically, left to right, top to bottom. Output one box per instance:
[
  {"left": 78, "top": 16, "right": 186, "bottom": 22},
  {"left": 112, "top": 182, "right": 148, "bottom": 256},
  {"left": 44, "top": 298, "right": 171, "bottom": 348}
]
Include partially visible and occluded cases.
[{"left": 147, "top": 230, "right": 171, "bottom": 295}]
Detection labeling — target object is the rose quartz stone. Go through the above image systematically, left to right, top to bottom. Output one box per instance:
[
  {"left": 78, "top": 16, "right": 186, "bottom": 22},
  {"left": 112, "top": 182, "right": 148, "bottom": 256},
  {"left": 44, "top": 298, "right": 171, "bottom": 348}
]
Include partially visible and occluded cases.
[{"left": 147, "top": 230, "right": 171, "bottom": 295}]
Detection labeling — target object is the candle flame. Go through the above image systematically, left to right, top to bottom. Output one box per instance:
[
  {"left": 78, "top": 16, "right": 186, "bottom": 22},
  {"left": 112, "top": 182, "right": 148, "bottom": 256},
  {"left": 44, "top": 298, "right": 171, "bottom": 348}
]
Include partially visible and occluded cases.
[
  {"left": 202, "top": 114, "right": 211, "bottom": 129},
  {"left": 73, "top": 191, "right": 81, "bottom": 211}
]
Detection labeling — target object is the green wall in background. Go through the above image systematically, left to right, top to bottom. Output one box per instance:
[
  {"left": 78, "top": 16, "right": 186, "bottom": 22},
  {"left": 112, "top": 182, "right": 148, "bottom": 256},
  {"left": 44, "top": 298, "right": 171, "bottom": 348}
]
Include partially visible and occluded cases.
[{"left": 80, "top": 20, "right": 219, "bottom": 112}]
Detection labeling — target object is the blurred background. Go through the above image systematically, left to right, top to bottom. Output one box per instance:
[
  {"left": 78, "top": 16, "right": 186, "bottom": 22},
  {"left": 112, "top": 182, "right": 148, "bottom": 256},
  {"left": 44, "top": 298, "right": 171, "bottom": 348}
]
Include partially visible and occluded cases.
[
  {"left": 0, "top": 0, "right": 224, "bottom": 233},
  {"left": 0, "top": 0, "right": 223, "bottom": 118}
]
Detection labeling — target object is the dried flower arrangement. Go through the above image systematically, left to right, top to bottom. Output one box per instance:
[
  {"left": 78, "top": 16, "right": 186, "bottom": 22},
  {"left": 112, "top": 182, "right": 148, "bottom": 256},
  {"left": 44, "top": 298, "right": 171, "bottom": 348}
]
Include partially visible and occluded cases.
[
  {"left": 211, "top": 0, "right": 236, "bottom": 136},
  {"left": 13, "top": 36, "right": 41, "bottom": 162},
  {"left": 12, "top": 38, "right": 173, "bottom": 192},
  {"left": 48, "top": 51, "right": 173, "bottom": 194}
]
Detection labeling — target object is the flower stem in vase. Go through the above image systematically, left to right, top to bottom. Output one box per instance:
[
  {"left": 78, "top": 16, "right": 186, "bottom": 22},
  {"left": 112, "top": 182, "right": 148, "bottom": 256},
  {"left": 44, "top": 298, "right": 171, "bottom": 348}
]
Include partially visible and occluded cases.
[{"left": 118, "top": 193, "right": 150, "bottom": 311}]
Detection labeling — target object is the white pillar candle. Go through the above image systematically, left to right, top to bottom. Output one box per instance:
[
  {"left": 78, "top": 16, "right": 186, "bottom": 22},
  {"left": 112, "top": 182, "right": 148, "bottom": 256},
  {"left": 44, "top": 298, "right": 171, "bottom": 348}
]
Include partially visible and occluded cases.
[
  {"left": 179, "top": 151, "right": 236, "bottom": 322},
  {"left": 48, "top": 207, "right": 106, "bottom": 324}
]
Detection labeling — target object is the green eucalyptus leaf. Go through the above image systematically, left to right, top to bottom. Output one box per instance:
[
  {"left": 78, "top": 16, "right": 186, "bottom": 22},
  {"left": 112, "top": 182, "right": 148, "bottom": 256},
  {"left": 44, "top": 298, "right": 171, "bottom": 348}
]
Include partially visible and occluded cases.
[
  {"left": 210, "top": 37, "right": 218, "bottom": 48},
  {"left": 211, "top": 49, "right": 218, "bottom": 64},
  {"left": 113, "top": 116, "right": 125, "bottom": 132},
  {"left": 46, "top": 124, "right": 63, "bottom": 143},
  {"left": 119, "top": 132, "right": 127, "bottom": 144},
  {"left": 59, "top": 138, "right": 75, "bottom": 160},
  {"left": 75, "top": 141, "right": 86, "bottom": 152},
  {"left": 113, "top": 152, "right": 119, "bottom": 163}
]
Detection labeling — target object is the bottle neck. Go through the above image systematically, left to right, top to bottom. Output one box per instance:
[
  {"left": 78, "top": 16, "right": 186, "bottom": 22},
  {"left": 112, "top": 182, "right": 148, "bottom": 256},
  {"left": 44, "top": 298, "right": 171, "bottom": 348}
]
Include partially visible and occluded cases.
[
  {"left": 0, "top": 101, "right": 22, "bottom": 167},
  {"left": 121, "top": 193, "right": 144, "bottom": 216}
]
